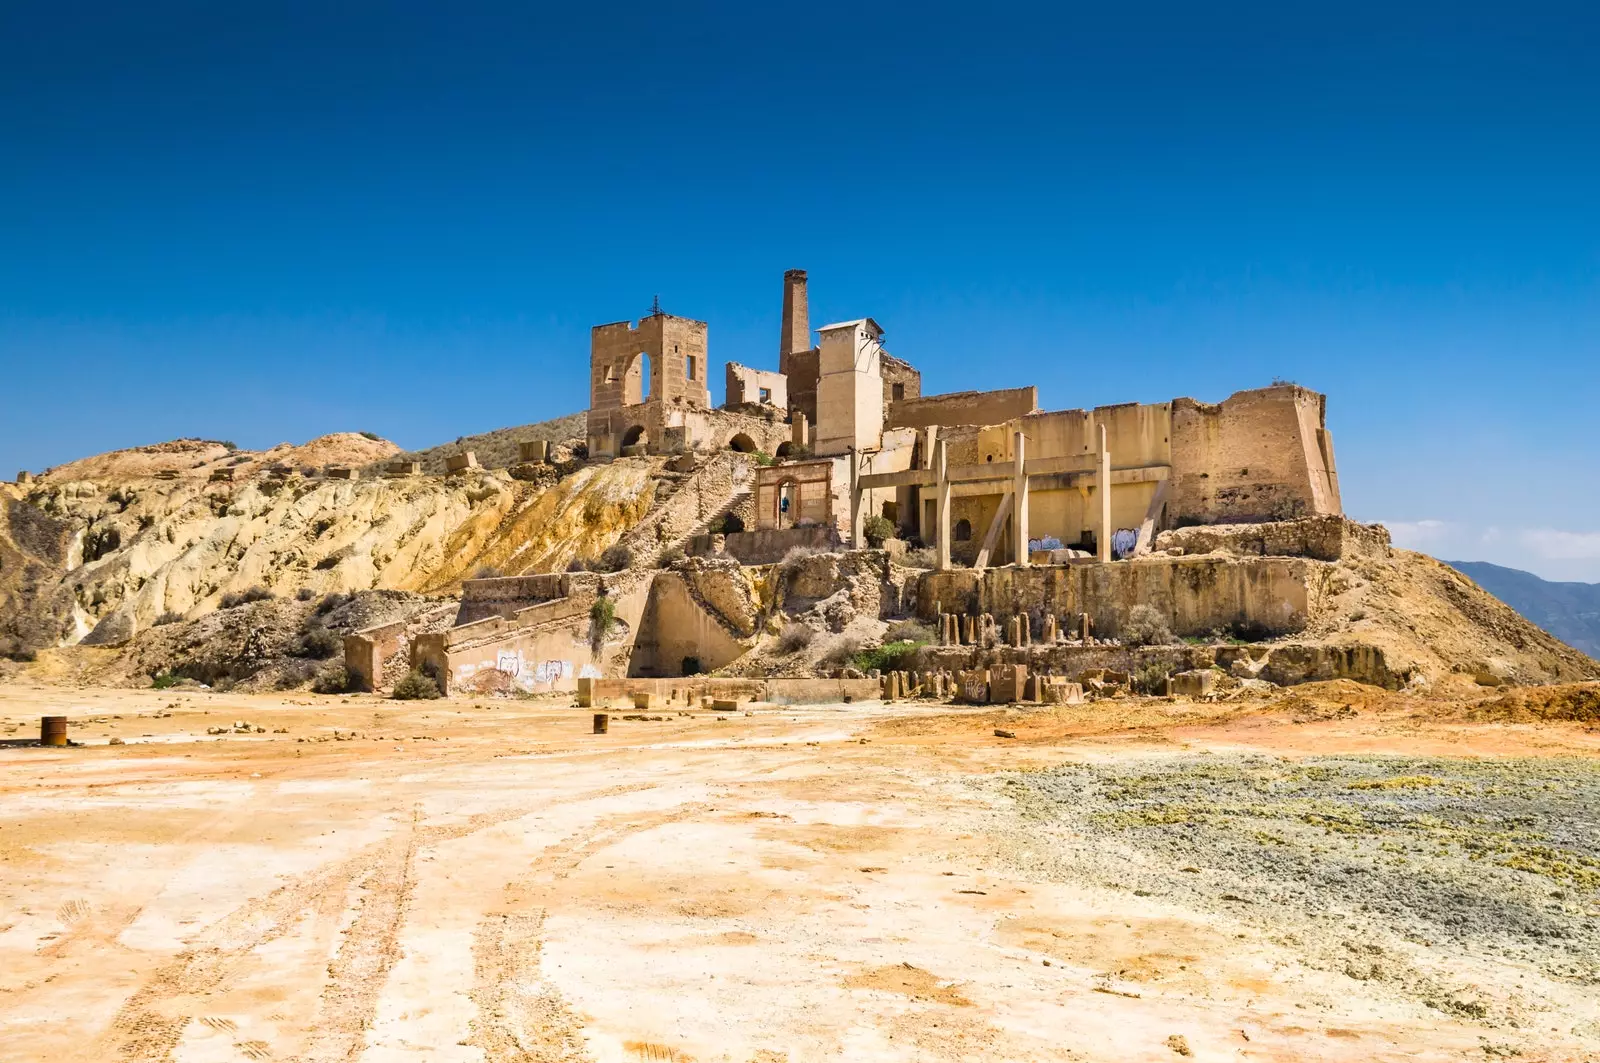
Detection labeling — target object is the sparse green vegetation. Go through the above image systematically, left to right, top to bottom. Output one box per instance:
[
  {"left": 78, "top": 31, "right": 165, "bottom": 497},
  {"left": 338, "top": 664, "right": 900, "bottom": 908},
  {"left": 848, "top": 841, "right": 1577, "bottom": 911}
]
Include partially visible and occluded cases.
[
  {"left": 862, "top": 514, "right": 895, "bottom": 548},
  {"left": 589, "top": 595, "right": 617, "bottom": 650}
]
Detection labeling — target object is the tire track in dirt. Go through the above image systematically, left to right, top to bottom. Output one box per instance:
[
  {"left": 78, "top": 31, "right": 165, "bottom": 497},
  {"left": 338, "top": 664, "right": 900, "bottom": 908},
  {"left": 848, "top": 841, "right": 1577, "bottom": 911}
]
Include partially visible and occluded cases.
[
  {"left": 99, "top": 782, "right": 660, "bottom": 1063},
  {"left": 468, "top": 802, "right": 713, "bottom": 1063}
]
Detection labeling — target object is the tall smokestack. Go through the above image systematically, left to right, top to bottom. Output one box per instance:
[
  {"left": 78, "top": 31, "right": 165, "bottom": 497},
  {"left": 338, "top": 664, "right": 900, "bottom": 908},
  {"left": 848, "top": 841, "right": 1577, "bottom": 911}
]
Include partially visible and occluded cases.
[{"left": 779, "top": 269, "right": 809, "bottom": 373}]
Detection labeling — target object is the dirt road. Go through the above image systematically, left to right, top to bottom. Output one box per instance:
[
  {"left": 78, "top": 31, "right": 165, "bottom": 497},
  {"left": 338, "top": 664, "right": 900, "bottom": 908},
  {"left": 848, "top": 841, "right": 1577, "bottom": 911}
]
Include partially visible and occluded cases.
[{"left": 2, "top": 681, "right": 1597, "bottom": 1062}]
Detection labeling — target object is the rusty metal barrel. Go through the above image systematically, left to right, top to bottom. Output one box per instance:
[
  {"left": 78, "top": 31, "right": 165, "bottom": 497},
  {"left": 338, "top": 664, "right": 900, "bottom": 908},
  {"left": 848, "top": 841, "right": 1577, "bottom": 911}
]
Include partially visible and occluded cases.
[
  {"left": 592, "top": 712, "right": 609, "bottom": 735},
  {"left": 40, "top": 716, "right": 68, "bottom": 747}
]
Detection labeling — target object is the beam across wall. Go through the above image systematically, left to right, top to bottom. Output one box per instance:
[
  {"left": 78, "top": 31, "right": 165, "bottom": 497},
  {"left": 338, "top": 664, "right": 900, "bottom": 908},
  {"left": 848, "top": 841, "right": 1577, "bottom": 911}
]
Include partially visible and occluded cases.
[{"left": 860, "top": 463, "right": 1169, "bottom": 493}]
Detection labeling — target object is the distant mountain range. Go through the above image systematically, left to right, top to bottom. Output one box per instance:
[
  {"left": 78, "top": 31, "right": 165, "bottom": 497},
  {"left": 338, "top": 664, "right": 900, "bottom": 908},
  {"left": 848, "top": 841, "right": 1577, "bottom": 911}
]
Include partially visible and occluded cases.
[{"left": 1447, "top": 561, "right": 1600, "bottom": 658}]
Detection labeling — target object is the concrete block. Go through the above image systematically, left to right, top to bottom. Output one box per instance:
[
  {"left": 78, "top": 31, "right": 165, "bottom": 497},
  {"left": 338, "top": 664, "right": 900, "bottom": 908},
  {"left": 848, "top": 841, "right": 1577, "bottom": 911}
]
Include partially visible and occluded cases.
[
  {"left": 518, "top": 439, "right": 550, "bottom": 464},
  {"left": 445, "top": 452, "right": 479, "bottom": 474},
  {"left": 386, "top": 460, "right": 421, "bottom": 476},
  {"left": 325, "top": 465, "right": 358, "bottom": 480},
  {"left": 989, "top": 664, "right": 1027, "bottom": 703},
  {"left": 1170, "top": 669, "right": 1217, "bottom": 698},
  {"left": 632, "top": 691, "right": 661, "bottom": 710},
  {"left": 711, "top": 698, "right": 743, "bottom": 713}
]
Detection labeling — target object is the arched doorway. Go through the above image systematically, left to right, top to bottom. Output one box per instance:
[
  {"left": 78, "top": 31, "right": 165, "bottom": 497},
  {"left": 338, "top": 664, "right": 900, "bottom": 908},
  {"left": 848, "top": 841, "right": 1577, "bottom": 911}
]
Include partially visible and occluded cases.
[
  {"left": 624, "top": 352, "right": 653, "bottom": 405},
  {"left": 621, "top": 424, "right": 646, "bottom": 449},
  {"left": 728, "top": 433, "right": 756, "bottom": 453},
  {"left": 774, "top": 441, "right": 793, "bottom": 459},
  {"left": 775, "top": 478, "right": 800, "bottom": 529}
]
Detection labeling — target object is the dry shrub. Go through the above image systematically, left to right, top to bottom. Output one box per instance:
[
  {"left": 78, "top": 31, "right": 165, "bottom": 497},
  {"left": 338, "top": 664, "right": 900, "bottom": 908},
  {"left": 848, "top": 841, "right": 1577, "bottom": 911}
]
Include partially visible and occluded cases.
[
  {"left": 220, "top": 585, "right": 274, "bottom": 609},
  {"left": 1121, "top": 604, "right": 1176, "bottom": 647},
  {"left": 884, "top": 619, "right": 934, "bottom": 645},
  {"left": 775, "top": 622, "right": 815, "bottom": 655},
  {"left": 311, "top": 662, "right": 351, "bottom": 694},
  {"left": 392, "top": 668, "right": 441, "bottom": 700}
]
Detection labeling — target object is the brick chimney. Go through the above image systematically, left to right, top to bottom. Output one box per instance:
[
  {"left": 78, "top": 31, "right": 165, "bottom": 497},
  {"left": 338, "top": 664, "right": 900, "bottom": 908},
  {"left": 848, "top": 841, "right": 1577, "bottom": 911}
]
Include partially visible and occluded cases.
[{"left": 779, "top": 268, "right": 809, "bottom": 373}]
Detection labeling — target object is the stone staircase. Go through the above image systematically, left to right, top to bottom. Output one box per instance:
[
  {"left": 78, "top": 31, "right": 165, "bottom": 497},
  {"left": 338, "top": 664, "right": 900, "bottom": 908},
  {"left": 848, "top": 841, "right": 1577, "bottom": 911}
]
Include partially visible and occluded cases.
[{"left": 615, "top": 451, "right": 752, "bottom": 566}]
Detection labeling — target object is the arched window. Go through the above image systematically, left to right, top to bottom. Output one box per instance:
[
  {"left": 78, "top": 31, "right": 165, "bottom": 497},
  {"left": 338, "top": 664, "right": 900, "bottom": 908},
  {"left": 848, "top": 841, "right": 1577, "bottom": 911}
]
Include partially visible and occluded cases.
[
  {"left": 621, "top": 425, "right": 646, "bottom": 449},
  {"left": 954, "top": 518, "right": 972, "bottom": 542}
]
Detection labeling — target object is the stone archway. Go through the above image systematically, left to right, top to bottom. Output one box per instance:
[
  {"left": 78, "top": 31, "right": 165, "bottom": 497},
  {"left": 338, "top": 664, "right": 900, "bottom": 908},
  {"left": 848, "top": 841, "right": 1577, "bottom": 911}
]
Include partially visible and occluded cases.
[
  {"left": 621, "top": 424, "right": 647, "bottom": 449},
  {"left": 728, "top": 433, "right": 757, "bottom": 453}
]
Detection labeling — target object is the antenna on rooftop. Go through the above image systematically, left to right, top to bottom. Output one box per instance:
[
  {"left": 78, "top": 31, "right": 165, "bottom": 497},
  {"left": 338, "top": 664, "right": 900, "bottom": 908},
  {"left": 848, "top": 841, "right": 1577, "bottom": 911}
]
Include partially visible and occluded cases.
[{"left": 649, "top": 294, "right": 663, "bottom": 317}]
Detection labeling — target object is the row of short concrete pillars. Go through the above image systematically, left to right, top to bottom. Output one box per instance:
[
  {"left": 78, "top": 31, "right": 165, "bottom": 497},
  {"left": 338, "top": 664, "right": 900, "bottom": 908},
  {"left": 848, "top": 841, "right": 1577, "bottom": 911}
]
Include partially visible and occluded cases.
[{"left": 934, "top": 608, "right": 1099, "bottom": 648}]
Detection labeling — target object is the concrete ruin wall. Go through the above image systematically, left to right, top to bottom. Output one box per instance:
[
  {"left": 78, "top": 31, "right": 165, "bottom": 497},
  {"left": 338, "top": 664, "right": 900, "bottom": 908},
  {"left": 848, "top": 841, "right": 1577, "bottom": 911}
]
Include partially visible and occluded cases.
[
  {"left": 880, "top": 353, "right": 922, "bottom": 423},
  {"left": 725, "top": 363, "right": 788, "bottom": 412},
  {"left": 1169, "top": 385, "right": 1341, "bottom": 524},
  {"left": 887, "top": 386, "right": 1038, "bottom": 431},
  {"left": 689, "top": 524, "right": 837, "bottom": 565},
  {"left": 916, "top": 554, "right": 1320, "bottom": 639},
  {"left": 412, "top": 571, "right": 655, "bottom": 695},
  {"left": 626, "top": 571, "right": 753, "bottom": 677},
  {"left": 455, "top": 573, "right": 572, "bottom": 625},
  {"left": 343, "top": 620, "right": 405, "bottom": 693},
  {"left": 578, "top": 675, "right": 883, "bottom": 707}
]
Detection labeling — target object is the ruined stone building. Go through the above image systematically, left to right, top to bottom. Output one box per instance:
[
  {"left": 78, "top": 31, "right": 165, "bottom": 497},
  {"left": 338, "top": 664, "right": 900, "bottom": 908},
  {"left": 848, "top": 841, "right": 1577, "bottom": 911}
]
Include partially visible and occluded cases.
[
  {"left": 585, "top": 267, "right": 1340, "bottom": 569},
  {"left": 366, "top": 268, "right": 1344, "bottom": 694}
]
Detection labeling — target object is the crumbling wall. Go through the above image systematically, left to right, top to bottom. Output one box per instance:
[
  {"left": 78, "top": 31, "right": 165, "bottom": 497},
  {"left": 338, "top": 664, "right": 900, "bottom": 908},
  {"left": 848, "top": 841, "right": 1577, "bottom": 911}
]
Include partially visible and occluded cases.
[
  {"left": 587, "top": 312, "right": 712, "bottom": 456},
  {"left": 784, "top": 347, "right": 820, "bottom": 429},
  {"left": 880, "top": 353, "right": 922, "bottom": 423},
  {"left": 725, "top": 363, "right": 788, "bottom": 412},
  {"left": 1169, "top": 385, "right": 1341, "bottom": 524},
  {"left": 887, "top": 386, "right": 1038, "bottom": 431},
  {"left": 688, "top": 525, "right": 837, "bottom": 565},
  {"left": 916, "top": 554, "right": 1318, "bottom": 639},
  {"left": 627, "top": 568, "right": 754, "bottom": 677},
  {"left": 414, "top": 571, "right": 651, "bottom": 695},
  {"left": 455, "top": 573, "right": 570, "bottom": 624}
]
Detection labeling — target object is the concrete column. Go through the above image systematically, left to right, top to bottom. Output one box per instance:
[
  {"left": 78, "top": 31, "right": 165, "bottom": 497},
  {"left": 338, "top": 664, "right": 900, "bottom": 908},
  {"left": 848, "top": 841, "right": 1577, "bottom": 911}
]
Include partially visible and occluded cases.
[
  {"left": 792, "top": 412, "right": 809, "bottom": 449},
  {"left": 1097, "top": 423, "right": 1112, "bottom": 563},
  {"left": 1013, "top": 430, "right": 1029, "bottom": 567},
  {"left": 935, "top": 439, "right": 951, "bottom": 571},
  {"left": 848, "top": 447, "right": 864, "bottom": 548}
]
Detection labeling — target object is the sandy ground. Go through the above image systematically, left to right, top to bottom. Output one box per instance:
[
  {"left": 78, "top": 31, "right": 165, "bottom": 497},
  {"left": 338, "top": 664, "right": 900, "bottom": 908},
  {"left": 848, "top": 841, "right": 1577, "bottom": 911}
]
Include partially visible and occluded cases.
[{"left": 2, "top": 681, "right": 1598, "bottom": 1063}]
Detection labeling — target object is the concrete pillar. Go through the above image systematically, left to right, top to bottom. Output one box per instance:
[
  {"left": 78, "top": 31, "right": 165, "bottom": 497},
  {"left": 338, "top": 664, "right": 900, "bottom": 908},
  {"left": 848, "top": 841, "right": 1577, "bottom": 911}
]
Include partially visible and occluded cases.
[
  {"left": 792, "top": 412, "right": 809, "bottom": 449},
  {"left": 1097, "top": 423, "right": 1112, "bottom": 563},
  {"left": 1013, "top": 429, "right": 1029, "bottom": 567},
  {"left": 935, "top": 439, "right": 951, "bottom": 572},
  {"left": 848, "top": 447, "right": 864, "bottom": 548}
]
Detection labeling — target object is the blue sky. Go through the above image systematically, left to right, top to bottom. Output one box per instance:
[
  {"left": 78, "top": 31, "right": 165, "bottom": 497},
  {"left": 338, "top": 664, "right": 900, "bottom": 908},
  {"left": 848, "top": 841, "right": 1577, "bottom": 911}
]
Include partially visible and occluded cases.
[{"left": 2, "top": 2, "right": 1596, "bottom": 579}]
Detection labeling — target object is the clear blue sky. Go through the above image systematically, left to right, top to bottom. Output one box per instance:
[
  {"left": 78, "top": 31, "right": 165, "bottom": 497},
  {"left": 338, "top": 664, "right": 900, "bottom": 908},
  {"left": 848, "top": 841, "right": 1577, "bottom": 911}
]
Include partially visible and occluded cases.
[{"left": 2, "top": 2, "right": 1596, "bottom": 578}]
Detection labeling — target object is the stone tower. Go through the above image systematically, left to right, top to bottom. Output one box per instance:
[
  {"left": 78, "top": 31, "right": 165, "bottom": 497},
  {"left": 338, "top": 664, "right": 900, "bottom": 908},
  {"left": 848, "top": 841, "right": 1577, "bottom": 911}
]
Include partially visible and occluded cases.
[{"left": 813, "top": 318, "right": 884, "bottom": 457}]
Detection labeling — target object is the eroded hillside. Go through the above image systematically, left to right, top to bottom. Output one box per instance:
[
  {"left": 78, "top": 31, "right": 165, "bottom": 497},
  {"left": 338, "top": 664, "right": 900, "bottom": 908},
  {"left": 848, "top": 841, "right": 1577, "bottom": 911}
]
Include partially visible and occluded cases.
[{"left": 1, "top": 432, "right": 665, "bottom": 655}]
